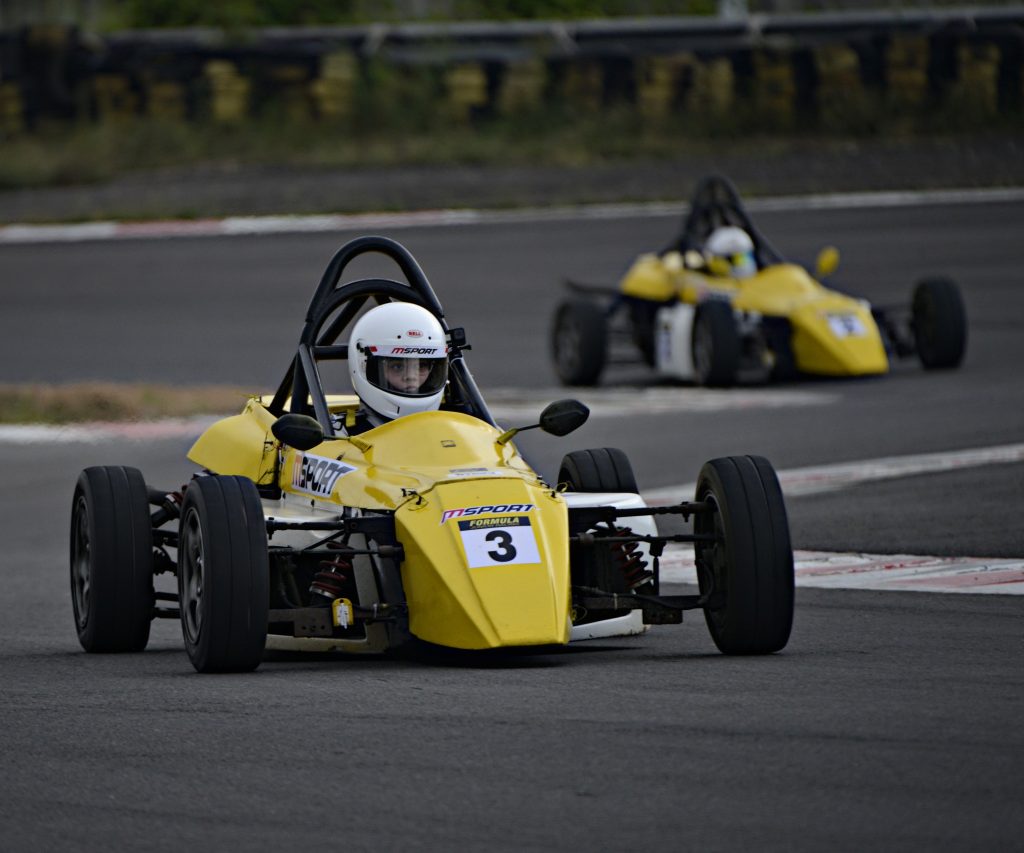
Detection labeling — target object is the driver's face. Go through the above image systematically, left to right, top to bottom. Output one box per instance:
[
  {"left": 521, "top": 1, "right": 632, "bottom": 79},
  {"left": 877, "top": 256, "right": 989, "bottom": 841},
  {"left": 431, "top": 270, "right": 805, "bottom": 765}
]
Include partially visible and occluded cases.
[{"left": 384, "top": 358, "right": 432, "bottom": 393}]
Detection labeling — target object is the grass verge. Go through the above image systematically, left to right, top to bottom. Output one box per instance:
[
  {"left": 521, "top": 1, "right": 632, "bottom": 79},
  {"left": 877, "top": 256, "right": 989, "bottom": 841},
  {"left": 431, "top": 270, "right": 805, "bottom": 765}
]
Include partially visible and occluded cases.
[{"left": 0, "top": 383, "right": 250, "bottom": 424}]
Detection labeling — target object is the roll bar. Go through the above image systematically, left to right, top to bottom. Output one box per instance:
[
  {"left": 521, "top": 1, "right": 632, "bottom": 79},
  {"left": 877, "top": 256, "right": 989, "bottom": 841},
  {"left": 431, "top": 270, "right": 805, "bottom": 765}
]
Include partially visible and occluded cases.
[{"left": 269, "top": 235, "right": 495, "bottom": 434}]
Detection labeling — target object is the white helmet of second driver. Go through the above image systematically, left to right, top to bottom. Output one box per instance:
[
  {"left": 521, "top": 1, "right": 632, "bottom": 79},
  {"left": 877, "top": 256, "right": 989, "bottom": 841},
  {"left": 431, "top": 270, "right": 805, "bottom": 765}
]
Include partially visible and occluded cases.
[
  {"left": 706, "top": 226, "right": 757, "bottom": 279},
  {"left": 348, "top": 302, "right": 448, "bottom": 420}
]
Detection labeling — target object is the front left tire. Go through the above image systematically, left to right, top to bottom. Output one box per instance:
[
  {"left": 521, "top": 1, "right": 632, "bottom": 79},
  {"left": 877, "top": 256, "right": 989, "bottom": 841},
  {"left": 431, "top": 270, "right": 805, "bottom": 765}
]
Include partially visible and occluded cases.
[
  {"left": 912, "top": 277, "right": 967, "bottom": 369},
  {"left": 551, "top": 299, "right": 608, "bottom": 386}
]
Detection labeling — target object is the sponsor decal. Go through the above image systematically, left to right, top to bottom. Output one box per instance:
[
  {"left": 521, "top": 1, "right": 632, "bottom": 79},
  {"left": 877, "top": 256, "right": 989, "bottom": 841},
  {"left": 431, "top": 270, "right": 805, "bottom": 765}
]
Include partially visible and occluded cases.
[
  {"left": 407, "top": 329, "right": 423, "bottom": 338},
  {"left": 387, "top": 345, "right": 444, "bottom": 356},
  {"left": 292, "top": 453, "right": 356, "bottom": 497},
  {"left": 448, "top": 466, "right": 495, "bottom": 478},
  {"left": 441, "top": 503, "right": 534, "bottom": 524},
  {"left": 458, "top": 515, "right": 530, "bottom": 530}
]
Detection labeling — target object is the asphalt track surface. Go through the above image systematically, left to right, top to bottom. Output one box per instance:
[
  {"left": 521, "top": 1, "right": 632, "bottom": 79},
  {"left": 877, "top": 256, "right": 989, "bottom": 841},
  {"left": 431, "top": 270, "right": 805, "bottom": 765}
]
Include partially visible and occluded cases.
[{"left": 1, "top": 198, "right": 1022, "bottom": 851}]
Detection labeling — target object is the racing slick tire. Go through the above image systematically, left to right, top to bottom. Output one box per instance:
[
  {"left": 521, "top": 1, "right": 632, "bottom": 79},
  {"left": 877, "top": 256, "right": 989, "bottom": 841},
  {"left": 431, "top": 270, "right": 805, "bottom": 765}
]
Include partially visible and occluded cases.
[
  {"left": 912, "top": 277, "right": 967, "bottom": 369},
  {"left": 551, "top": 299, "right": 607, "bottom": 386},
  {"left": 692, "top": 300, "right": 740, "bottom": 387},
  {"left": 558, "top": 447, "right": 639, "bottom": 494},
  {"left": 560, "top": 448, "right": 645, "bottom": 605},
  {"left": 694, "top": 456, "right": 793, "bottom": 655},
  {"left": 70, "top": 466, "right": 155, "bottom": 653},
  {"left": 178, "top": 475, "right": 269, "bottom": 673}
]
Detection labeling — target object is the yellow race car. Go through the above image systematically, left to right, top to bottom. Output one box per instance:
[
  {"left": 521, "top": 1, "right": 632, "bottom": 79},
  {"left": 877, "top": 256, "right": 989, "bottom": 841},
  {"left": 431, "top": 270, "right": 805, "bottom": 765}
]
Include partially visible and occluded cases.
[
  {"left": 552, "top": 175, "right": 967, "bottom": 386},
  {"left": 69, "top": 236, "right": 794, "bottom": 672}
]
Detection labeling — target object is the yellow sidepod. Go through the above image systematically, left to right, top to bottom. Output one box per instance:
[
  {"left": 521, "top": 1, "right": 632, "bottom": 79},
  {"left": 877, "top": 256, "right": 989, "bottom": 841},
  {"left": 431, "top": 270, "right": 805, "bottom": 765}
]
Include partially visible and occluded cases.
[
  {"left": 620, "top": 253, "right": 677, "bottom": 301},
  {"left": 187, "top": 397, "right": 278, "bottom": 485},
  {"left": 396, "top": 478, "right": 571, "bottom": 649}
]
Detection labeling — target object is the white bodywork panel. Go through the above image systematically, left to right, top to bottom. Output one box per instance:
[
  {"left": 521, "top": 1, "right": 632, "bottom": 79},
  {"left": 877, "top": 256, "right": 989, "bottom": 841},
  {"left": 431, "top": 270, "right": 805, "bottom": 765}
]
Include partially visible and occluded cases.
[
  {"left": 654, "top": 302, "right": 696, "bottom": 380},
  {"left": 562, "top": 491, "right": 659, "bottom": 641}
]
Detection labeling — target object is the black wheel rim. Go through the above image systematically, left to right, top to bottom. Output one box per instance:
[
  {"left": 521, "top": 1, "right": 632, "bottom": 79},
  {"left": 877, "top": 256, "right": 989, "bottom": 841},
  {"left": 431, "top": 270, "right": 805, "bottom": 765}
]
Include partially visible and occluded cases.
[
  {"left": 695, "top": 492, "right": 727, "bottom": 622},
  {"left": 71, "top": 495, "right": 90, "bottom": 630},
  {"left": 180, "top": 507, "right": 205, "bottom": 645}
]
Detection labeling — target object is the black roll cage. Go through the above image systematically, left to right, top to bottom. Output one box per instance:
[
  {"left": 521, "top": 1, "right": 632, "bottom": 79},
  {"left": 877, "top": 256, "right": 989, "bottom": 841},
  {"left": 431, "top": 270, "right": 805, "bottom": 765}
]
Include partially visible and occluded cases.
[
  {"left": 665, "top": 174, "right": 785, "bottom": 271},
  {"left": 268, "top": 235, "right": 496, "bottom": 436}
]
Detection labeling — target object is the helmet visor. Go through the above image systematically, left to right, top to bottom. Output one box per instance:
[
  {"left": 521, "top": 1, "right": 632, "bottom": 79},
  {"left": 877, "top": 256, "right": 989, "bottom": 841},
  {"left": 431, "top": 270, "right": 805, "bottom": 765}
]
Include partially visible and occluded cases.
[{"left": 365, "top": 349, "right": 448, "bottom": 397}]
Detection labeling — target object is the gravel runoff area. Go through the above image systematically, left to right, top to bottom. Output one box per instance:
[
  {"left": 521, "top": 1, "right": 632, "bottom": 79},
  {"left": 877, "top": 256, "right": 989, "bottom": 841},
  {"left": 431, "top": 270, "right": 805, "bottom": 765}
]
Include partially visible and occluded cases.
[{"left": 0, "top": 134, "right": 1022, "bottom": 224}]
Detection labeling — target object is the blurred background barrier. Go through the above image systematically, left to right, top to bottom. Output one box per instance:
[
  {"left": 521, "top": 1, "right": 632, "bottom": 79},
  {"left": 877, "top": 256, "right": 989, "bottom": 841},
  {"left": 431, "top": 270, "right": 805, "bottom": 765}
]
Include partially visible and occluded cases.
[{"left": 0, "top": 3, "right": 1022, "bottom": 135}]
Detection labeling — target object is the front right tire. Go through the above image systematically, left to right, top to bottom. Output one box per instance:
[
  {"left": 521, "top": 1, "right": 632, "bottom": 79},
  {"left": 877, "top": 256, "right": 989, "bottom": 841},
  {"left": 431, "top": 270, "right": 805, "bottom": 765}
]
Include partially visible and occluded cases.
[
  {"left": 694, "top": 456, "right": 794, "bottom": 655},
  {"left": 70, "top": 466, "right": 155, "bottom": 653},
  {"left": 178, "top": 475, "right": 269, "bottom": 673}
]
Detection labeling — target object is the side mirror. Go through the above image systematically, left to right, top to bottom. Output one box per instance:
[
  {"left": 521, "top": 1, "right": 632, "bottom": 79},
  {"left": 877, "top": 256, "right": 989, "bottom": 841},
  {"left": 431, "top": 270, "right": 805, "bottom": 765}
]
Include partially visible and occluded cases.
[
  {"left": 815, "top": 246, "right": 840, "bottom": 279},
  {"left": 496, "top": 399, "right": 590, "bottom": 446},
  {"left": 539, "top": 399, "right": 590, "bottom": 437},
  {"left": 271, "top": 413, "right": 324, "bottom": 451}
]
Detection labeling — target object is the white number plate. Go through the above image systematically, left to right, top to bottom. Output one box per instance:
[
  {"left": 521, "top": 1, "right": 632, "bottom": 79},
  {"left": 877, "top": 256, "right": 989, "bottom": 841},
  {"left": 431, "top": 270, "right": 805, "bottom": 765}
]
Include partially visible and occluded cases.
[
  {"left": 826, "top": 313, "right": 867, "bottom": 338},
  {"left": 457, "top": 516, "right": 541, "bottom": 568}
]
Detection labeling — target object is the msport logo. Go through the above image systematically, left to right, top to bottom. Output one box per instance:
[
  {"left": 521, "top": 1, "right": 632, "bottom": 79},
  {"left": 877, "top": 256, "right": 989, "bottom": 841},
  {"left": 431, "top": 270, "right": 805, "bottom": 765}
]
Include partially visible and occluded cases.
[
  {"left": 389, "top": 345, "right": 444, "bottom": 356},
  {"left": 292, "top": 453, "right": 356, "bottom": 498},
  {"left": 441, "top": 503, "right": 534, "bottom": 524}
]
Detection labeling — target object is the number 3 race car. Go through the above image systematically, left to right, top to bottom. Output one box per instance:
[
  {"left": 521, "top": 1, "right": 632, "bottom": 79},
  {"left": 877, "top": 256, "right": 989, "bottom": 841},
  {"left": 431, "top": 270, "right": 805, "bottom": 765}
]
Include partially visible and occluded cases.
[
  {"left": 551, "top": 175, "right": 967, "bottom": 387},
  {"left": 70, "top": 236, "right": 793, "bottom": 673}
]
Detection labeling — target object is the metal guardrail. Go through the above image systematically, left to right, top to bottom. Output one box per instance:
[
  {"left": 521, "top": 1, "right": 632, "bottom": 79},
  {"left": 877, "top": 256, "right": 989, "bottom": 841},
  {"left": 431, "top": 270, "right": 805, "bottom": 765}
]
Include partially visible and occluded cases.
[{"left": 0, "top": 8, "right": 1021, "bottom": 132}]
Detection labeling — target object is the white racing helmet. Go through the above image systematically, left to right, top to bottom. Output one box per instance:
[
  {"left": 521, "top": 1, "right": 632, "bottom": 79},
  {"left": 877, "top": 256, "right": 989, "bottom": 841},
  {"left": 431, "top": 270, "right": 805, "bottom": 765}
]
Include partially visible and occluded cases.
[
  {"left": 706, "top": 226, "right": 757, "bottom": 279},
  {"left": 348, "top": 302, "right": 448, "bottom": 420}
]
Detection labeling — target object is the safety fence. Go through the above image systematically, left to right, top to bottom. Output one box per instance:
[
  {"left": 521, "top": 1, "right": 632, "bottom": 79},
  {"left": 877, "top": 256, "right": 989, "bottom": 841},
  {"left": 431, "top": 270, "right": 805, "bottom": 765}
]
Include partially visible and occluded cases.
[{"left": 0, "top": 8, "right": 1021, "bottom": 136}]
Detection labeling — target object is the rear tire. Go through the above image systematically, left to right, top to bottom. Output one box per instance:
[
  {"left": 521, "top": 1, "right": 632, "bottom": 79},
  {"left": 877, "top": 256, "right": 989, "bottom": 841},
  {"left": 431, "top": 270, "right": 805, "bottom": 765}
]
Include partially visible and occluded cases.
[
  {"left": 912, "top": 277, "right": 967, "bottom": 369},
  {"left": 551, "top": 299, "right": 607, "bottom": 386},
  {"left": 692, "top": 300, "right": 740, "bottom": 387},
  {"left": 558, "top": 447, "right": 638, "bottom": 494},
  {"left": 561, "top": 448, "right": 643, "bottom": 614},
  {"left": 694, "top": 456, "right": 793, "bottom": 655},
  {"left": 70, "top": 466, "right": 154, "bottom": 653},
  {"left": 178, "top": 476, "right": 269, "bottom": 673}
]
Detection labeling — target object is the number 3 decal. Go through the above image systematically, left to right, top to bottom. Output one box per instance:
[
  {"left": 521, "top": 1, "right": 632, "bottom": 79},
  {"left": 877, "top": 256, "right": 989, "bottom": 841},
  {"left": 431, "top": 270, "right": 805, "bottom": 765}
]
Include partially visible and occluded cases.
[
  {"left": 458, "top": 518, "right": 541, "bottom": 568},
  {"left": 485, "top": 530, "right": 517, "bottom": 562}
]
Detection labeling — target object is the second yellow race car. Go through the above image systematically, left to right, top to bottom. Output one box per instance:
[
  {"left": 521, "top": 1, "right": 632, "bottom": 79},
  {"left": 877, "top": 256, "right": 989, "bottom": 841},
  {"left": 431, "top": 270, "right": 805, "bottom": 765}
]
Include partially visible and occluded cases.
[{"left": 551, "top": 175, "right": 967, "bottom": 387}]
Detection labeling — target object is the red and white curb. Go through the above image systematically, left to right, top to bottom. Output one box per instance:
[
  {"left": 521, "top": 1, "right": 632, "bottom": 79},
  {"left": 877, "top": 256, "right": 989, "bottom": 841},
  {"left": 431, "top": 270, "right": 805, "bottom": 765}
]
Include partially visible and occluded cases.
[
  {"left": 2, "top": 187, "right": 1023, "bottom": 245},
  {"left": 2, "top": 417, "right": 1020, "bottom": 593},
  {"left": 658, "top": 547, "right": 1024, "bottom": 595}
]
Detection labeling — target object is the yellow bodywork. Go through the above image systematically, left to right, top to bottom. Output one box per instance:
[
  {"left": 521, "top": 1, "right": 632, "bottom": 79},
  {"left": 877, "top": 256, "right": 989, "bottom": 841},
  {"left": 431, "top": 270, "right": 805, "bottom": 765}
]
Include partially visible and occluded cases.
[
  {"left": 620, "top": 254, "right": 889, "bottom": 376},
  {"left": 188, "top": 401, "right": 571, "bottom": 650}
]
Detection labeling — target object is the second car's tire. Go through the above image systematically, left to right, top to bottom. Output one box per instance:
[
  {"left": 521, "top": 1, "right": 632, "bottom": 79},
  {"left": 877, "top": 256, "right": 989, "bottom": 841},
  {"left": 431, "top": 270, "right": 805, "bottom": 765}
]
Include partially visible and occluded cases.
[
  {"left": 912, "top": 277, "right": 967, "bottom": 369},
  {"left": 551, "top": 299, "right": 607, "bottom": 386},
  {"left": 692, "top": 300, "right": 741, "bottom": 387},
  {"left": 558, "top": 447, "right": 639, "bottom": 494},
  {"left": 694, "top": 455, "right": 794, "bottom": 655},
  {"left": 70, "top": 466, "right": 155, "bottom": 653},
  {"left": 178, "top": 475, "right": 269, "bottom": 673}
]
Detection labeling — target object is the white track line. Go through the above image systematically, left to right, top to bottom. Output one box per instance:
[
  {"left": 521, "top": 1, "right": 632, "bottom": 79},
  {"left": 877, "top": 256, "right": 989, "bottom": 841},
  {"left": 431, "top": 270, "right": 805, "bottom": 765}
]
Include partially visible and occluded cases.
[
  {"left": 2, "top": 187, "right": 1022, "bottom": 245},
  {"left": 642, "top": 443, "right": 1024, "bottom": 503},
  {"left": 659, "top": 547, "right": 1024, "bottom": 595}
]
